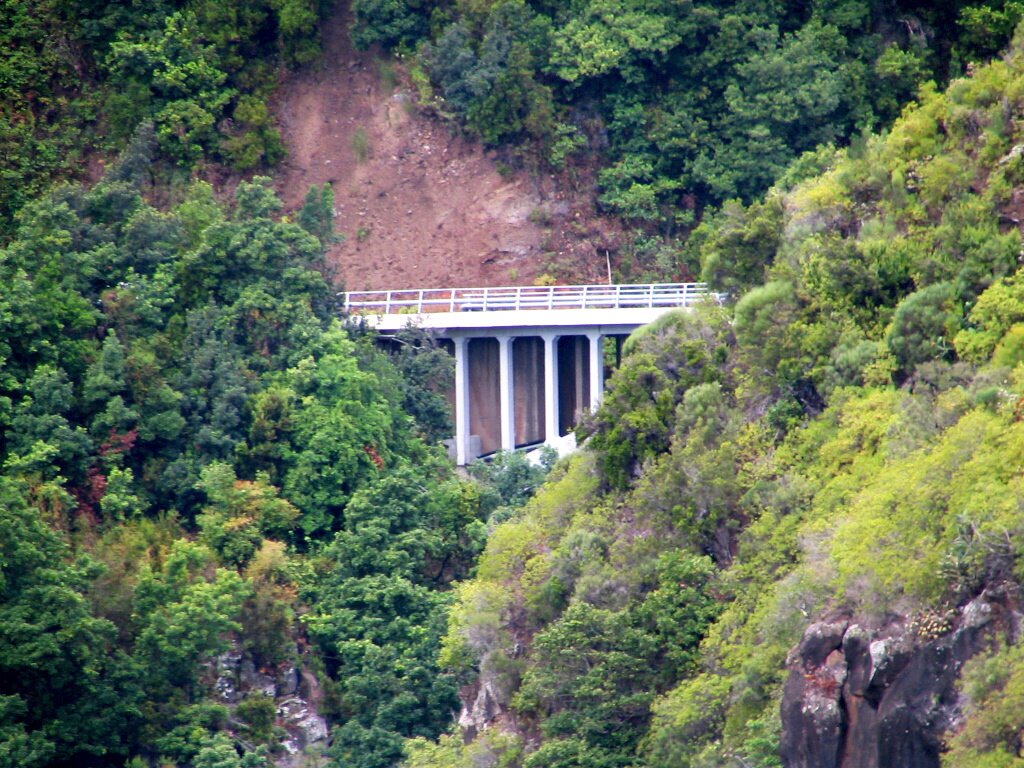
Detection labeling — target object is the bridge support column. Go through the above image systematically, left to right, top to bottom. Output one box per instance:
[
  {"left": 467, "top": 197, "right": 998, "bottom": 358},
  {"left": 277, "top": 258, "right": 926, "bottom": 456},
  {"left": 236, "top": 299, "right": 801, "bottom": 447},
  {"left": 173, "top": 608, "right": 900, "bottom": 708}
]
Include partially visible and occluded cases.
[
  {"left": 542, "top": 332, "right": 559, "bottom": 445},
  {"left": 588, "top": 332, "right": 603, "bottom": 411},
  {"left": 453, "top": 336, "right": 469, "bottom": 466},
  {"left": 497, "top": 336, "right": 515, "bottom": 451}
]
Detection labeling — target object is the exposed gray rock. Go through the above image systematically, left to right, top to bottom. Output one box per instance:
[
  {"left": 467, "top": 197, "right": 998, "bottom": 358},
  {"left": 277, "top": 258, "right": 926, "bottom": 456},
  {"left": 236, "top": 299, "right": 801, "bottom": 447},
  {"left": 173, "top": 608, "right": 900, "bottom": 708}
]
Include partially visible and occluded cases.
[
  {"left": 999, "top": 144, "right": 1024, "bottom": 165},
  {"left": 781, "top": 588, "right": 1016, "bottom": 768},
  {"left": 960, "top": 593, "right": 994, "bottom": 630},
  {"left": 793, "top": 619, "right": 850, "bottom": 670},
  {"left": 781, "top": 644, "right": 847, "bottom": 768},
  {"left": 214, "top": 647, "right": 244, "bottom": 702},
  {"left": 218, "top": 648, "right": 243, "bottom": 673},
  {"left": 240, "top": 658, "right": 277, "bottom": 697},
  {"left": 278, "top": 664, "right": 299, "bottom": 697},
  {"left": 269, "top": 670, "right": 330, "bottom": 768},
  {"left": 458, "top": 674, "right": 504, "bottom": 740},
  {"left": 216, "top": 675, "right": 240, "bottom": 703},
  {"left": 278, "top": 696, "right": 329, "bottom": 749}
]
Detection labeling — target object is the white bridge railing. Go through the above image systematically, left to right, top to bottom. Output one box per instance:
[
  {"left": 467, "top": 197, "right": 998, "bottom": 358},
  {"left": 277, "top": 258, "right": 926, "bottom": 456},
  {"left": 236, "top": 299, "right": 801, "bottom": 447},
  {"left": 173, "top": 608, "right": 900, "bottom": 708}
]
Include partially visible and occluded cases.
[{"left": 342, "top": 283, "right": 718, "bottom": 314}]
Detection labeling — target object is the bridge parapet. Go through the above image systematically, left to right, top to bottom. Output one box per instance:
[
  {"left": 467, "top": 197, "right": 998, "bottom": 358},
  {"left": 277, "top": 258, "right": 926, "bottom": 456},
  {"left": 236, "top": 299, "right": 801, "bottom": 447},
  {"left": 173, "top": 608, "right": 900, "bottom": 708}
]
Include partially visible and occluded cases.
[{"left": 342, "top": 282, "right": 719, "bottom": 315}]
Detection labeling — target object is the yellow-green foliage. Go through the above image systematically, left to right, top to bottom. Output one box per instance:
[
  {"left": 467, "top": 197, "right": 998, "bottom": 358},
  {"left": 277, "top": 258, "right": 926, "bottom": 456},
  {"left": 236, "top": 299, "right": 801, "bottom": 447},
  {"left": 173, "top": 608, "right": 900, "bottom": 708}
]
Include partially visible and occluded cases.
[
  {"left": 424, "top": 39, "right": 1024, "bottom": 768},
  {"left": 769, "top": 44, "right": 1024, "bottom": 332},
  {"left": 916, "top": 151, "right": 973, "bottom": 211},
  {"left": 788, "top": 162, "right": 851, "bottom": 223},
  {"left": 956, "top": 274, "right": 1024, "bottom": 363},
  {"left": 622, "top": 308, "right": 688, "bottom": 356},
  {"left": 992, "top": 325, "right": 1024, "bottom": 368},
  {"left": 643, "top": 383, "right": 1024, "bottom": 764},
  {"left": 811, "top": 389, "right": 902, "bottom": 479},
  {"left": 790, "top": 391, "right": 1024, "bottom": 609},
  {"left": 826, "top": 410, "right": 998, "bottom": 604},
  {"left": 641, "top": 422, "right": 819, "bottom": 767},
  {"left": 442, "top": 454, "right": 601, "bottom": 672},
  {"left": 474, "top": 454, "right": 599, "bottom": 584},
  {"left": 438, "top": 580, "right": 512, "bottom": 672},
  {"left": 944, "top": 642, "right": 1024, "bottom": 767},
  {"left": 643, "top": 673, "right": 733, "bottom": 766},
  {"left": 405, "top": 731, "right": 523, "bottom": 768}
]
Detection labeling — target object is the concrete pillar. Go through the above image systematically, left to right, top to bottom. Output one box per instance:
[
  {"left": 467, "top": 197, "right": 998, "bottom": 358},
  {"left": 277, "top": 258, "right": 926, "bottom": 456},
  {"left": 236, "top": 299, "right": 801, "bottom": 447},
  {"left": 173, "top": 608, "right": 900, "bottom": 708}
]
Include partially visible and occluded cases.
[
  {"left": 542, "top": 332, "right": 559, "bottom": 443},
  {"left": 588, "top": 332, "right": 603, "bottom": 411},
  {"left": 497, "top": 335, "right": 515, "bottom": 451},
  {"left": 453, "top": 336, "right": 469, "bottom": 465},
  {"left": 514, "top": 337, "right": 544, "bottom": 447},
  {"left": 574, "top": 337, "right": 586, "bottom": 421},
  {"left": 468, "top": 338, "right": 500, "bottom": 456}
]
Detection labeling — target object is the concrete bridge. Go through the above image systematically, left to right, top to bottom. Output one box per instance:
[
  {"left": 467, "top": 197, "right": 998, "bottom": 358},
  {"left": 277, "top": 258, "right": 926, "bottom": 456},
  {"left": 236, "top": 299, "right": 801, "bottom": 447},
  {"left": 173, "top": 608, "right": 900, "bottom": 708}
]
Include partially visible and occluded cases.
[{"left": 344, "top": 283, "right": 718, "bottom": 465}]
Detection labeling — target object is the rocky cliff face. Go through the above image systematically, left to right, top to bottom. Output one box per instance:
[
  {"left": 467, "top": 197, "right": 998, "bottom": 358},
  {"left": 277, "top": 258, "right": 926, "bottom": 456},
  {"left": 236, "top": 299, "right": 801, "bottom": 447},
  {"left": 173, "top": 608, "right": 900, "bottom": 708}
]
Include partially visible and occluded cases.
[
  {"left": 780, "top": 587, "right": 1021, "bottom": 768},
  {"left": 211, "top": 644, "right": 330, "bottom": 767}
]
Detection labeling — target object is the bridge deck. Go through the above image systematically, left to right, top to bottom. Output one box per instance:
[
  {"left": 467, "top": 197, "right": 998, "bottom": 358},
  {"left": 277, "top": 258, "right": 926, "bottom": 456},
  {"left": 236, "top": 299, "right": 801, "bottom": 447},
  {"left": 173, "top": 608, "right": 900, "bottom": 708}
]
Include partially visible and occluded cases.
[{"left": 342, "top": 282, "right": 720, "bottom": 333}]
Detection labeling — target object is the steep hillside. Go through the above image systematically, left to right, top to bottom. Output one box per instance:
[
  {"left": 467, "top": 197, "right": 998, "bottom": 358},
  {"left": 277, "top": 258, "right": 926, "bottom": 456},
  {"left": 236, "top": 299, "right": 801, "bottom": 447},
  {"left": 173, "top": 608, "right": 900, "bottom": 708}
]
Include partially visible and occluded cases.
[
  {"left": 348, "top": 0, "right": 1024, "bottom": 237},
  {"left": 10, "top": 3, "right": 1024, "bottom": 768},
  {"left": 410, "top": 31, "right": 1024, "bottom": 768}
]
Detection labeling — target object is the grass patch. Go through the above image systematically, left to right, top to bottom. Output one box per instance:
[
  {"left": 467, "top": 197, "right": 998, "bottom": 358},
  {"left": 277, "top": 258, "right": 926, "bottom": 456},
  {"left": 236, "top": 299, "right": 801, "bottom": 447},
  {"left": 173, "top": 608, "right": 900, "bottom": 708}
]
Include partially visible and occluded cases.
[
  {"left": 378, "top": 59, "right": 397, "bottom": 92},
  {"left": 351, "top": 127, "right": 370, "bottom": 163}
]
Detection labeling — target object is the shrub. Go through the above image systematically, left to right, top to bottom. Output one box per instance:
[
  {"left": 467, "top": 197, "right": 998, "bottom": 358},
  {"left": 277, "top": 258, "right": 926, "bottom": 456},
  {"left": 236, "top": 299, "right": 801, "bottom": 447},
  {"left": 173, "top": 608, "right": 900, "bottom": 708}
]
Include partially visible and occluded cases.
[
  {"left": 351, "top": 127, "right": 370, "bottom": 162},
  {"left": 955, "top": 274, "right": 1024, "bottom": 364},
  {"left": 886, "top": 282, "right": 960, "bottom": 376}
]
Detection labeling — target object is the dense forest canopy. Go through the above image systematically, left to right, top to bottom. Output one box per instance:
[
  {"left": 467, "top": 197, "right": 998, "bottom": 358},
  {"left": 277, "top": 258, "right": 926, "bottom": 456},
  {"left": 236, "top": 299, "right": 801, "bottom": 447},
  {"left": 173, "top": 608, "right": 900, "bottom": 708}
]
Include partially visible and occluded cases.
[
  {"left": 0, "top": 0, "right": 328, "bottom": 236},
  {"left": 6, "top": 1, "right": 1024, "bottom": 768},
  {"left": 0, "top": 128, "right": 523, "bottom": 765}
]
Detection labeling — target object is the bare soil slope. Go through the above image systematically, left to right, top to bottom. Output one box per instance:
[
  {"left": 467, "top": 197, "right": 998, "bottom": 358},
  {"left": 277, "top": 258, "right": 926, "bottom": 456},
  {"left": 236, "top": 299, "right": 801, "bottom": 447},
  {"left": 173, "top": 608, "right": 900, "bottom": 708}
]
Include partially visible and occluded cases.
[{"left": 273, "top": 6, "right": 611, "bottom": 291}]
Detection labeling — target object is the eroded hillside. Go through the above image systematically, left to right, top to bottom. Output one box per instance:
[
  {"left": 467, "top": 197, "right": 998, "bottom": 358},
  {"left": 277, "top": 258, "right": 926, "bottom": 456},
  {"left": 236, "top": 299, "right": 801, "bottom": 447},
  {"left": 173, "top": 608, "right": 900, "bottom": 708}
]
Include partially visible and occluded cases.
[{"left": 273, "top": 7, "right": 615, "bottom": 291}]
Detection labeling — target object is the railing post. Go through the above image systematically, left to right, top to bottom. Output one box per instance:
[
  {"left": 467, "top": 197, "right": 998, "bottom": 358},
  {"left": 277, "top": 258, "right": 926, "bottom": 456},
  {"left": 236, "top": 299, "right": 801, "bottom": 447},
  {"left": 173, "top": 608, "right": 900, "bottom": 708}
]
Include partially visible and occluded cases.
[
  {"left": 418, "top": 290, "right": 424, "bottom": 313},
  {"left": 449, "top": 290, "right": 455, "bottom": 312},
  {"left": 385, "top": 291, "right": 392, "bottom": 313}
]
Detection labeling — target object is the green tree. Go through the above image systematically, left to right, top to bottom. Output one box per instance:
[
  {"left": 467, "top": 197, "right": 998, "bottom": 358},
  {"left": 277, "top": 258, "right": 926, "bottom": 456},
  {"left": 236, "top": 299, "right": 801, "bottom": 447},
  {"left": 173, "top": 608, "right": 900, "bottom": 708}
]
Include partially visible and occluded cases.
[
  {"left": 350, "top": 0, "right": 431, "bottom": 50},
  {"left": 106, "top": 12, "right": 233, "bottom": 164},
  {"left": 298, "top": 183, "right": 337, "bottom": 248},
  {"left": 886, "top": 282, "right": 961, "bottom": 376},
  {"left": 385, "top": 326, "right": 455, "bottom": 443},
  {"left": 276, "top": 327, "right": 405, "bottom": 537},
  {"left": 4, "top": 366, "right": 91, "bottom": 483},
  {"left": 303, "top": 461, "right": 486, "bottom": 768},
  {"left": 0, "top": 478, "right": 140, "bottom": 766},
  {"left": 133, "top": 541, "right": 251, "bottom": 690},
  {"left": 515, "top": 602, "right": 658, "bottom": 761}
]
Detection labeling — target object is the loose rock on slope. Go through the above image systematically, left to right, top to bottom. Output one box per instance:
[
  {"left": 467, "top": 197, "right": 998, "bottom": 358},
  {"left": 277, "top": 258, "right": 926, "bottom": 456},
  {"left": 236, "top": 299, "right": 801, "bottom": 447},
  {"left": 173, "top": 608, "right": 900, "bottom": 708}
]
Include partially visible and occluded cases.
[{"left": 272, "top": 6, "right": 613, "bottom": 291}]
